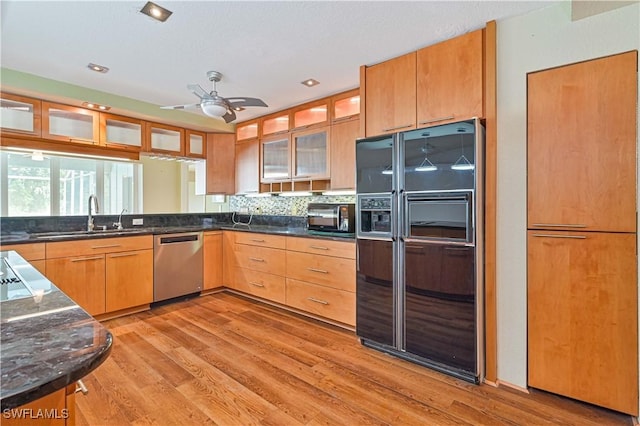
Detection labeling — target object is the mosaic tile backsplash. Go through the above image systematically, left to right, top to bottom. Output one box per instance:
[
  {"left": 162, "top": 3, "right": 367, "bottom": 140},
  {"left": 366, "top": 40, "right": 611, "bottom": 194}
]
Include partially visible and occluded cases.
[{"left": 229, "top": 195, "right": 356, "bottom": 216}]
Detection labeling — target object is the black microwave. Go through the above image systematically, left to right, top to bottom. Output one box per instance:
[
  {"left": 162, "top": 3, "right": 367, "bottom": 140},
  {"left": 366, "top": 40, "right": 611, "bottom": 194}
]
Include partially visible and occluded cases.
[{"left": 307, "top": 203, "right": 355, "bottom": 233}]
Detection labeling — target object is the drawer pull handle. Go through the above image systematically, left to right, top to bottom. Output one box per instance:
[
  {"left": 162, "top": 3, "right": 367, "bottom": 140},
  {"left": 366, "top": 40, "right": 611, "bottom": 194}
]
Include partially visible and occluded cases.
[
  {"left": 418, "top": 115, "right": 455, "bottom": 125},
  {"left": 382, "top": 124, "right": 413, "bottom": 132},
  {"left": 531, "top": 223, "right": 587, "bottom": 228},
  {"left": 531, "top": 234, "right": 587, "bottom": 239},
  {"left": 250, "top": 239, "right": 266, "bottom": 243},
  {"left": 91, "top": 244, "right": 121, "bottom": 249},
  {"left": 309, "top": 245, "right": 329, "bottom": 251},
  {"left": 109, "top": 253, "right": 138, "bottom": 258},
  {"left": 71, "top": 256, "right": 103, "bottom": 262},
  {"left": 249, "top": 257, "right": 265, "bottom": 262},
  {"left": 307, "top": 267, "right": 328, "bottom": 274},
  {"left": 249, "top": 281, "right": 265, "bottom": 288},
  {"left": 307, "top": 297, "right": 329, "bottom": 305},
  {"left": 75, "top": 379, "right": 89, "bottom": 395}
]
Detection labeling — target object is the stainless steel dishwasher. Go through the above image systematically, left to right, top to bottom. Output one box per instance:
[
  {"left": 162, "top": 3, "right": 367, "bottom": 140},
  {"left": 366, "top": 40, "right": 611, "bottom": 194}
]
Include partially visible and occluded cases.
[{"left": 153, "top": 231, "right": 203, "bottom": 302}]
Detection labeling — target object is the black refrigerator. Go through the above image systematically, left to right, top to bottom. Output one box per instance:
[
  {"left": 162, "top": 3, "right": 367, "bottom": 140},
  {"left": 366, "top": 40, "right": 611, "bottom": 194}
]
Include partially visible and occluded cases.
[{"left": 355, "top": 119, "right": 484, "bottom": 383}]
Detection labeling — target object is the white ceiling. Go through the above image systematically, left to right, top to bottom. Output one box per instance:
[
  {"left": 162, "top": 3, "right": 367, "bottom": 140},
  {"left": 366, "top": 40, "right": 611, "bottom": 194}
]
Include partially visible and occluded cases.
[{"left": 1, "top": 1, "right": 552, "bottom": 127}]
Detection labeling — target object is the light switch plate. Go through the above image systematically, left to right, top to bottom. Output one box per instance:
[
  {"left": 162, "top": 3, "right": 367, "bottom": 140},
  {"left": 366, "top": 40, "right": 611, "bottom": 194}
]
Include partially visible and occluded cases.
[{"left": 132, "top": 218, "right": 144, "bottom": 226}]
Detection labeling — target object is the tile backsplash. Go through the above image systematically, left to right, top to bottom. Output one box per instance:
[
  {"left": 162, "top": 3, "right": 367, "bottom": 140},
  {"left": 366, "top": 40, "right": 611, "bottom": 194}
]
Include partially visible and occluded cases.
[{"left": 229, "top": 195, "right": 356, "bottom": 216}]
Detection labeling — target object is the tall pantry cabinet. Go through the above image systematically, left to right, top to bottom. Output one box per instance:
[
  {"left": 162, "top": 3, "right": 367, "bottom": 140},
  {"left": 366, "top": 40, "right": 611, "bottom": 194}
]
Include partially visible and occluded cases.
[{"left": 527, "top": 51, "right": 638, "bottom": 415}]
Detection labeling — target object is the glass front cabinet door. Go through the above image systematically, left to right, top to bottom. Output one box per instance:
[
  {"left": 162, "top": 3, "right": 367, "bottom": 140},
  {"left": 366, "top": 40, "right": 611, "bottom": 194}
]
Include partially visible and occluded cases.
[
  {"left": 0, "top": 93, "right": 42, "bottom": 137},
  {"left": 42, "top": 102, "right": 99, "bottom": 144},
  {"left": 99, "top": 113, "right": 143, "bottom": 151},
  {"left": 146, "top": 122, "right": 184, "bottom": 155},
  {"left": 292, "top": 126, "right": 330, "bottom": 179},
  {"left": 186, "top": 130, "right": 206, "bottom": 158},
  {"left": 261, "top": 134, "right": 291, "bottom": 181}
]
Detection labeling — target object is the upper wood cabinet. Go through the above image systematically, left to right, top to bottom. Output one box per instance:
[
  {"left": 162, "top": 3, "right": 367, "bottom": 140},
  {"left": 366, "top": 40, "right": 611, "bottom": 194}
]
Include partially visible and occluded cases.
[
  {"left": 416, "top": 28, "right": 484, "bottom": 127},
  {"left": 362, "top": 29, "right": 485, "bottom": 137},
  {"left": 527, "top": 51, "right": 637, "bottom": 233},
  {"left": 363, "top": 52, "right": 417, "bottom": 137},
  {"left": 331, "top": 89, "right": 360, "bottom": 123},
  {"left": 0, "top": 92, "right": 42, "bottom": 137},
  {"left": 292, "top": 100, "right": 328, "bottom": 130},
  {"left": 42, "top": 101, "right": 100, "bottom": 144},
  {"left": 99, "top": 112, "right": 143, "bottom": 151},
  {"left": 261, "top": 112, "right": 290, "bottom": 137},
  {"left": 330, "top": 118, "right": 359, "bottom": 190},
  {"left": 236, "top": 120, "right": 259, "bottom": 141},
  {"left": 145, "top": 121, "right": 185, "bottom": 155},
  {"left": 292, "top": 126, "right": 330, "bottom": 180},
  {"left": 186, "top": 129, "right": 206, "bottom": 158},
  {"left": 206, "top": 133, "right": 235, "bottom": 195},
  {"left": 261, "top": 133, "right": 291, "bottom": 182},
  {"left": 235, "top": 138, "right": 259, "bottom": 194}
]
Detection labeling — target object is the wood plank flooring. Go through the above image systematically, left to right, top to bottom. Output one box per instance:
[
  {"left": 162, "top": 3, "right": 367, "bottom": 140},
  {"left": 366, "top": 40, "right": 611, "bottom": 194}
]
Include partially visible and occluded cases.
[{"left": 76, "top": 292, "right": 633, "bottom": 425}]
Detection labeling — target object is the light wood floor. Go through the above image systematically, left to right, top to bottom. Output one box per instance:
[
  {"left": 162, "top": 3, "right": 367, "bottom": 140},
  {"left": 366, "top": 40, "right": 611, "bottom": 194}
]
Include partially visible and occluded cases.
[{"left": 76, "top": 292, "right": 633, "bottom": 425}]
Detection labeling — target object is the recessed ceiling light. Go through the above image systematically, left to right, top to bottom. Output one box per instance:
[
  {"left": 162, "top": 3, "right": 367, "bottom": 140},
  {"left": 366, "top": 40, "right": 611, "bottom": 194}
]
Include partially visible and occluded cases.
[
  {"left": 140, "top": 1, "right": 172, "bottom": 22},
  {"left": 87, "top": 63, "right": 109, "bottom": 73},
  {"left": 301, "top": 78, "right": 320, "bottom": 87},
  {"left": 82, "top": 102, "right": 111, "bottom": 111},
  {"left": 233, "top": 106, "right": 245, "bottom": 112}
]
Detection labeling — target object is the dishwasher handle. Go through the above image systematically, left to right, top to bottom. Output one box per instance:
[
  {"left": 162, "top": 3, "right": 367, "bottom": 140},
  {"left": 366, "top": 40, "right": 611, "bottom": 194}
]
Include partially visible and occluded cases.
[{"left": 158, "top": 234, "right": 200, "bottom": 244}]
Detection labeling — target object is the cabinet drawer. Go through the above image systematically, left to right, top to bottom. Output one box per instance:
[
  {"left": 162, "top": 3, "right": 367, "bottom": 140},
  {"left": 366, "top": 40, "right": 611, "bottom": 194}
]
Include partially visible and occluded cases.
[
  {"left": 234, "top": 232, "right": 286, "bottom": 249},
  {"left": 46, "top": 235, "right": 153, "bottom": 258},
  {"left": 286, "top": 236, "right": 355, "bottom": 259},
  {"left": 0, "top": 242, "right": 46, "bottom": 261},
  {"left": 234, "top": 244, "right": 285, "bottom": 276},
  {"left": 286, "top": 251, "right": 355, "bottom": 292},
  {"left": 232, "top": 267, "right": 286, "bottom": 304},
  {"left": 286, "top": 278, "right": 355, "bottom": 326}
]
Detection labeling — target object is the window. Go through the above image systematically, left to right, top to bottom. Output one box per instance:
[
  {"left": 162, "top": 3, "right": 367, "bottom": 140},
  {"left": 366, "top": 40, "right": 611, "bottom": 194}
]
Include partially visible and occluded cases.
[{"left": 1, "top": 151, "right": 142, "bottom": 216}]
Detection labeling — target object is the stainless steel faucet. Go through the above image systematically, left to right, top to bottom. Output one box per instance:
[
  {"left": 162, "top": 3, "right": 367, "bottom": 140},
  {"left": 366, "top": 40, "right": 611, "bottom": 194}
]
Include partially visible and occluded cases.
[
  {"left": 87, "top": 194, "right": 100, "bottom": 232},
  {"left": 114, "top": 208, "right": 127, "bottom": 230}
]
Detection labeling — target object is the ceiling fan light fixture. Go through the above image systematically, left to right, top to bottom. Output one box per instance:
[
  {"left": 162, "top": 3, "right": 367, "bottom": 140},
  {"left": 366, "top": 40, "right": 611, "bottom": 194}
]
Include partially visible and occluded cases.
[
  {"left": 140, "top": 1, "right": 172, "bottom": 22},
  {"left": 200, "top": 100, "right": 228, "bottom": 118}
]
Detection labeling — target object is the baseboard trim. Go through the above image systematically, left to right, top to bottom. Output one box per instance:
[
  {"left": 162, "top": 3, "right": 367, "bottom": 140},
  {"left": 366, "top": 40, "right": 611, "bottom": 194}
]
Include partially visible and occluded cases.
[{"left": 496, "top": 380, "right": 530, "bottom": 394}]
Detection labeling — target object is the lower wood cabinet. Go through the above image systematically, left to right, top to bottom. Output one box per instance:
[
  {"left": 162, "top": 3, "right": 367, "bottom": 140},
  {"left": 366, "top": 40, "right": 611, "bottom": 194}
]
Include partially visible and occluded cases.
[
  {"left": 528, "top": 230, "right": 638, "bottom": 415},
  {"left": 203, "top": 231, "right": 223, "bottom": 290},
  {"left": 222, "top": 231, "right": 356, "bottom": 327},
  {"left": 44, "top": 236, "right": 153, "bottom": 317},
  {"left": 0, "top": 242, "right": 47, "bottom": 275},
  {"left": 105, "top": 249, "right": 153, "bottom": 312},
  {"left": 46, "top": 255, "right": 106, "bottom": 316},
  {"left": 233, "top": 267, "right": 285, "bottom": 304},
  {"left": 285, "top": 278, "right": 355, "bottom": 325}
]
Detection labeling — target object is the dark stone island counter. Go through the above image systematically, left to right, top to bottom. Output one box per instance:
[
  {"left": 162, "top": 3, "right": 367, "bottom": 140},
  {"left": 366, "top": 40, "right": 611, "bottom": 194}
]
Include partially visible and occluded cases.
[{"left": 0, "top": 250, "right": 113, "bottom": 410}]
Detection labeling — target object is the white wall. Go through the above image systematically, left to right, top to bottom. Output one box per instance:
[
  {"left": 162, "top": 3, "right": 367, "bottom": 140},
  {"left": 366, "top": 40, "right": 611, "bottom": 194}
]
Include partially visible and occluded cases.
[
  {"left": 496, "top": 1, "right": 640, "bottom": 387},
  {"left": 141, "top": 156, "right": 182, "bottom": 213}
]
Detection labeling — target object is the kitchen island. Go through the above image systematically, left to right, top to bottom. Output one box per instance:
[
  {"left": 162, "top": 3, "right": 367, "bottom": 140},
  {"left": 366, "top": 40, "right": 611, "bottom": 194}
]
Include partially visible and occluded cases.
[{"left": 0, "top": 250, "right": 112, "bottom": 416}]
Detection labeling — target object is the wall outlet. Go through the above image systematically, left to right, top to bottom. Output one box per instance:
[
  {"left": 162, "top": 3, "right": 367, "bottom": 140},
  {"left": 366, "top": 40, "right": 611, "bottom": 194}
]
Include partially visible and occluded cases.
[
  {"left": 239, "top": 207, "right": 249, "bottom": 214},
  {"left": 132, "top": 218, "right": 144, "bottom": 226}
]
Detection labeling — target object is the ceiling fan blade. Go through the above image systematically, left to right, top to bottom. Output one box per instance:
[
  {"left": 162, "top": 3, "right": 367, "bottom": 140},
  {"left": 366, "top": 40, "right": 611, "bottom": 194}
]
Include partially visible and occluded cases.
[
  {"left": 187, "top": 84, "right": 210, "bottom": 100},
  {"left": 225, "top": 97, "right": 268, "bottom": 108},
  {"left": 160, "top": 103, "right": 200, "bottom": 110},
  {"left": 221, "top": 109, "right": 237, "bottom": 123}
]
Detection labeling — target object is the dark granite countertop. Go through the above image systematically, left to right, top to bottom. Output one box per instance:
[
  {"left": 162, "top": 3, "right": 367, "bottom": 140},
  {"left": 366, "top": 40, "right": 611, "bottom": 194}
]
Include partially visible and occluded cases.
[
  {"left": 0, "top": 224, "right": 355, "bottom": 245},
  {"left": 0, "top": 251, "right": 113, "bottom": 410}
]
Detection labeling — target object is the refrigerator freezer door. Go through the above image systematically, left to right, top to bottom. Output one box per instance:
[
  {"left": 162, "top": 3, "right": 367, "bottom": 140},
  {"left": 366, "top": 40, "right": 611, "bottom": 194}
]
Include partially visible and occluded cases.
[
  {"left": 356, "top": 238, "right": 395, "bottom": 347},
  {"left": 403, "top": 241, "right": 476, "bottom": 376}
]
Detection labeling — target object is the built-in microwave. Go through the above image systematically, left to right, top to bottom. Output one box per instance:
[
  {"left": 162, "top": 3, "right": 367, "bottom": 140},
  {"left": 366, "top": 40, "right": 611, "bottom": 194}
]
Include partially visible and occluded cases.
[
  {"left": 403, "top": 190, "right": 474, "bottom": 244},
  {"left": 307, "top": 203, "right": 355, "bottom": 233}
]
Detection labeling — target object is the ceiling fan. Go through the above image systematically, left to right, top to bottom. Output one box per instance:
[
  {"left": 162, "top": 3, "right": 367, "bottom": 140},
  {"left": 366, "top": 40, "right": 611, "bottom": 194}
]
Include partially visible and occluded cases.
[{"left": 161, "top": 71, "right": 268, "bottom": 123}]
